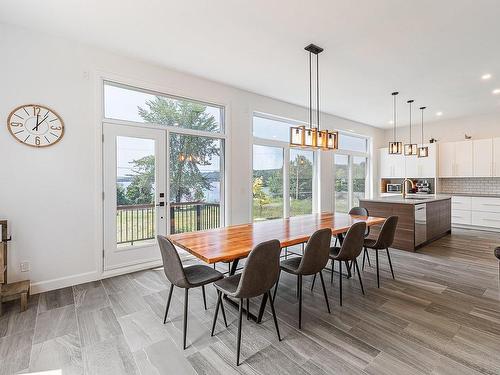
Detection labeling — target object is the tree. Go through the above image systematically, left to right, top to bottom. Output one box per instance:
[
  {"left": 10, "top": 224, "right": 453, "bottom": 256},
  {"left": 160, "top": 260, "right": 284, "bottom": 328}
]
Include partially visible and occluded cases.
[
  {"left": 138, "top": 97, "right": 220, "bottom": 203},
  {"left": 125, "top": 155, "right": 155, "bottom": 204},
  {"left": 289, "top": 155, "right": 313, "bottom": 200},
  {"left": 268, "top": 170, "right": 283, "bottom": 197},
  {"left": 253, "top": 176, "right": 270, "bottom": 216},
  {"left": 117, "top": 184, "right": 130, "bottom": 205}
]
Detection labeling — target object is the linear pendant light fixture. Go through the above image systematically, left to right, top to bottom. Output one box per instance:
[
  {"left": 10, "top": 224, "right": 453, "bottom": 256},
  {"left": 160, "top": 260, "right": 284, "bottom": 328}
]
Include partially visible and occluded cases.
[
  {"left": 290, "top": 44, "right": 338, "bottom": 150},
  {"left": 388, "top": 92, "right": 402, "bottom": 154},
  {"left": 404, "top": 99, "right": 418, "bottom": 156},
  {"left": 418, "top": 106, "right": 429, "bottom": 158}
]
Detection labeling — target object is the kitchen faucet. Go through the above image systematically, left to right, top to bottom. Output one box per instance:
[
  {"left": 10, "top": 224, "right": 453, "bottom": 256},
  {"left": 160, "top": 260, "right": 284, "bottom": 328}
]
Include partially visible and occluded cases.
[{"left": 402, "top": 178, "right": 415, "bottom": 199}]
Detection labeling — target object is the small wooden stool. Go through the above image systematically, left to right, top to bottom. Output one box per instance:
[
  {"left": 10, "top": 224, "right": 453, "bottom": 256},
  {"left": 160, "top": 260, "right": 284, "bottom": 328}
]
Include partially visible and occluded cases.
[{"left": 0, "top": 280, "right": 30, "bottom": 316}]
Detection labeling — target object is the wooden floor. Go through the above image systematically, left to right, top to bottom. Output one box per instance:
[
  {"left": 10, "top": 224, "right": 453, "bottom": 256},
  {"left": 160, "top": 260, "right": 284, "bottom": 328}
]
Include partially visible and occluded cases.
[{"left": 1, "top": 228, "right": 499, "bottom": 375}]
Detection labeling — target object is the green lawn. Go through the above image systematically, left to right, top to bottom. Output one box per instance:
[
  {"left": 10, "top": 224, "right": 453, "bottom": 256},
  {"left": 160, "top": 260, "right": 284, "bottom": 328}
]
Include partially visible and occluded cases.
[{"left": 253, "top": 198, "right": 312, "bottom": 221}]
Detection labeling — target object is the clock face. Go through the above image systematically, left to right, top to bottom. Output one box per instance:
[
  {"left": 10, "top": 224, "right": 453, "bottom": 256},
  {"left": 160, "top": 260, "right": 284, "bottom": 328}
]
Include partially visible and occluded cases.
[{"left": 7, "top": 104, "right": 64, "bottom": 147}]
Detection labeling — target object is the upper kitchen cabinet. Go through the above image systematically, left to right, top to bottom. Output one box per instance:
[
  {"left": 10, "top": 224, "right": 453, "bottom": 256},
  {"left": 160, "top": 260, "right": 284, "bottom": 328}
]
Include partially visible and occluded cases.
[
  {"left": 473, "top": 138, "right": 493, "bottom": 177},
  {"left": 494, "top": 138, "right": 500, "bottom": 177},
  {"left": 439, "top": 140, "right": 473, "bottom": 177},
  {"left": 405, "top": 143, "right": 437, "bottom": 178},
  {"left": 379, "top": 148, "right": 405, "bottom": 178}
]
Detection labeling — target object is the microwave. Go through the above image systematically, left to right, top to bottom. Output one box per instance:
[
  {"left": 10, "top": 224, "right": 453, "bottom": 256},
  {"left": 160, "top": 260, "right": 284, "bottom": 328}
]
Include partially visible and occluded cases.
[{"left": 387, "top": 183, "right": 402, "bottom": 192}]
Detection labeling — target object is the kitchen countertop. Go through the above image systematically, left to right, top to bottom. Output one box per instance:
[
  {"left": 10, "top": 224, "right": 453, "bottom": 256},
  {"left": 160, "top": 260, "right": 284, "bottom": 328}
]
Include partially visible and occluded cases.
[{"left": 359, "top": 194, "right": 452, "bottom": 205}]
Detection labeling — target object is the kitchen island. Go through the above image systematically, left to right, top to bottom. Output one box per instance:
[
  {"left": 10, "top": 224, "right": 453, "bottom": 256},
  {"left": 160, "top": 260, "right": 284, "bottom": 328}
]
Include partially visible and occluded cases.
[{"left": 359, "top": 195, "right": 451, "bottom": 251}]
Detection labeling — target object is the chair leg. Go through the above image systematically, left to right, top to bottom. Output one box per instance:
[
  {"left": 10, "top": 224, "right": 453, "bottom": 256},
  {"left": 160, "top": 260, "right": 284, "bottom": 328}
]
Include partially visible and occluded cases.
[
  {"left": 362, "top": 247, "right": 366, "bottom": 270},
  {"left": 366, "top": 248, "right": 372, "bottom": 266},
  {"left": 386, "top": 248, "right": 395, "bottom": 279},
  {"left": 376, "top": 250, "right": 380, "bottom": 288},
  {"left": 330, "top": 259, "right": 334, "bottom": 283},
  {"left": 354, "top": 259, "right": 365, "bottom": 295},
  {"left": 345, "top": 260, "right": 352, "bottom": 279},
  {"left": 339, "top": 261, "right": 343, "bottom": 306},
  {"left": 273, "top": 270, "right": 281, "bottom": 300},
  {"left": 319, "top": 271, "right": 331, "bottom": 313},
  {"left": 310, "top": 273, "right": 316, "bottom": 291},
  {"left": 296, "top": 275, "right": 300, "bottom": 300},
  {"left": 298, "top": 275, "right": 303, "bottom": 329},
  {"left": 163, "top": 284, "right": 174, "bottom": 324},
  {"left": 202, "top": 285, "right": 207, "bottom": 310},
  {"left": 183, "top": 288, "right": 189, "bottom": 350},
  {"left": 211, "top": 290, "right": 222, "bottom": 336},
  {"left": 267, "top": 291, "right": 281, "bottom": 341},
  {"left": 220, "top": 294, "right": 228, "bottom": 327},
  {"left": 236, "top": 299, "right": 243, "bottom": 366},
  {"left": 246, "top": 299, "right": 250, "bottom": 320}
]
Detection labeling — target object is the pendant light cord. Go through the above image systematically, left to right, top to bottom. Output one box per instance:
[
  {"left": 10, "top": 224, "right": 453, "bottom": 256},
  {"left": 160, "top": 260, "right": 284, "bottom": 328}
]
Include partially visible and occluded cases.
[
  {"left": 309, "top": 52, "right": 312, "bottom": 129},
  {"left": 316, "top": 53, "right": 320, "bottom": 130},
  {"left": 392, "top": 92, "right": 398, "bottom": 141},
  {"left": 407, "top": 100, "right": 414, "bottom": 142},
  {"left": 420, "top": 106, "right": 426, "bottom": 144}
]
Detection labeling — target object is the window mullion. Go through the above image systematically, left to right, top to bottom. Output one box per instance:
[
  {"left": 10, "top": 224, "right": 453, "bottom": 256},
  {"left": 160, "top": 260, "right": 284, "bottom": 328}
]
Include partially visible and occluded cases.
[{"left": 283, "top": 147, "right": 290, "bottom": 218}]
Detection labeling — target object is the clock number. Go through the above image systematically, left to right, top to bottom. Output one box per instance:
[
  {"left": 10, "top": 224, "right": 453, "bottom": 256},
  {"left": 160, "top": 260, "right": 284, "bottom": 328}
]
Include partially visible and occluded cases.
[
  {"left": 34, "top": 106, "right": 41, "bottom": 116},
  {"left": 10, "top": 122, "right": 23, "bottom": 127},
  {"left": 50, "top": 125, "right": 62, "bottom": 131},
  {"left": 35, "top": 136, "right": 41, "bottom": 146}
]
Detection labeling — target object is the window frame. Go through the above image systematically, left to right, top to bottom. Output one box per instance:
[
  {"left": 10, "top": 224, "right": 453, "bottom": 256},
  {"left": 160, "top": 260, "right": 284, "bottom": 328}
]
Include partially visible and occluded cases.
[
  {"left": 102, "top": 79, "right": 227, "bottom": 233},
  {"left": 252, "top": 113, "right": 316, "bottom": 220},
  {"left": 333, "top": 131, "right": 371, "bottom": 212}
]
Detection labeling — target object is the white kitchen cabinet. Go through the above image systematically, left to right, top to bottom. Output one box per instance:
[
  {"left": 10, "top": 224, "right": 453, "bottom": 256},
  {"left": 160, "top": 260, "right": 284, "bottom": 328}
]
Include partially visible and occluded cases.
[
  {"left": 493, "top": 137, "right": 500, "bottom": 177},
  {"left": 473, "top": 139, "right": 493, "bottom": 177},
  {"left": 454, "top": 141, "right": 473, "bottom": 177},
  {"left": 438, "top": 142, "right": 455, "bottom": 177},
  {"left": 404, "top": 143, "right": 437, "bottom": 178},
  {"left": 379, "top": 148, "right": 405, "bottom": 178},
  {"left": 452, "top": 195, "right": 500, "bottom": 230},
  {"left": 452, "top": 196, "right": 472, "bottom": 210},
  {"left": 471, "top": 197, "right": 500, "bottom": 213},
  {"left": 452, "top": 209, "right": 472, "bottom": 225},
  {"left": 471, "top": 211, "right": 500, "bottom": 229}
]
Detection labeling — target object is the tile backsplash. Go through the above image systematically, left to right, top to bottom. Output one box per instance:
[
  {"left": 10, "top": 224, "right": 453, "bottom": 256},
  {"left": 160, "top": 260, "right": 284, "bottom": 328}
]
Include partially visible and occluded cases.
[{"left": 438, "top": 178, "right": 500, "bottom": 195}]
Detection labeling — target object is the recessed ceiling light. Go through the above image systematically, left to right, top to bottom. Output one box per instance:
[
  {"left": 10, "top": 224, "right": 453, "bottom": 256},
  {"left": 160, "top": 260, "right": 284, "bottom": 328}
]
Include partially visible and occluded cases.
[
  {"left": 481, "top": 73, "right": 492, "bottom": 80},
  {"left": 493, "top": 89, "right": 500, "bottom": 95},
  {"left": 436, "top": 111, "right": 443, "bottom": 116}
]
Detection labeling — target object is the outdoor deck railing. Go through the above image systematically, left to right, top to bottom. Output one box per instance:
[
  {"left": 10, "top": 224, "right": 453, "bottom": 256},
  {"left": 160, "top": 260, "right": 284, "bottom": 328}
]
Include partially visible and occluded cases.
[{"left": 116, "top": 202, "right": 220, "bottom": 244}]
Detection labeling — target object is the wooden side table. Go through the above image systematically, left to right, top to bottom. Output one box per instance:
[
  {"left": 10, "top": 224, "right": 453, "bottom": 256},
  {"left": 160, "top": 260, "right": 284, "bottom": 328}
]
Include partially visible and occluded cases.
[{"left": 0, "top": 220, "right": 30, "bottom": 316}]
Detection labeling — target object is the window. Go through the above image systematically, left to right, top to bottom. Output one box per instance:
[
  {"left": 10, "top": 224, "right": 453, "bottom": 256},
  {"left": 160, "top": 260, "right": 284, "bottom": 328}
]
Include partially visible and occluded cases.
[
  {"left": 104, "top": 81, "right": 223, "bottom": 133},
  {"left": 104, "top": 81, "right": 225, "bottom": 241},
  {"left": 252, "top": 114, "right": 315, "bottom": 221},
  {"left": 334, "top": 132, "right": 370, "bottom": 212},
  {"left": 253, "top": 145, "right": 284, "bottom": 221},
  {"left": 290, "top": 149, "right": 313, "bottom": 216},
  {"left": 334, "top": 154, "right": 349, "bottom": 213}
]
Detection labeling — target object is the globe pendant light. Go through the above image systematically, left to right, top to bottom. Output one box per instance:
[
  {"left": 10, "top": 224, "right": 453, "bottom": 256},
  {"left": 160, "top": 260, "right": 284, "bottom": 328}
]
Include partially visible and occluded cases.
[
  {"left": 289, "top": 44, "right": 338, "bottom": 150},
  {"left": 388, "top": 92, "right": 402, "bottom": 154},
  {"left": 404, "top": 99, "right": 418, "bottom": 156},
  {"left": 418, "top": 106, "right": 429, "bottom": 158}
]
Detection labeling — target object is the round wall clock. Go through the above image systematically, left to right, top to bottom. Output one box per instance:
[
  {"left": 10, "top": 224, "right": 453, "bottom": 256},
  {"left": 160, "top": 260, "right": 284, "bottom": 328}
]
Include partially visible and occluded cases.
[{"left": 7, "top": 104, "right": 64, "bottom": 147}]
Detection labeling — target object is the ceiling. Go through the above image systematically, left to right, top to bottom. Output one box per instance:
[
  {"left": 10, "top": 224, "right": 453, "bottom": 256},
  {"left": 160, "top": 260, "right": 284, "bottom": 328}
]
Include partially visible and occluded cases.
[{"left": 1, "top": 0, "right": 500, "bottom": 128}]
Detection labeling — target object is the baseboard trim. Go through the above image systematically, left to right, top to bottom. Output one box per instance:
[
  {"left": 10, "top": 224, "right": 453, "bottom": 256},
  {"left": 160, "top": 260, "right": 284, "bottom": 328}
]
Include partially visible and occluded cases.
[
  {"left": 452, "top": 224, "right": 500, "bottom": 233},
  {"left": 101, "top": 260, "right": 163, "bottom": 279},
  {"left": 30, "top": 270, "right": 100, "bottom": 295}
]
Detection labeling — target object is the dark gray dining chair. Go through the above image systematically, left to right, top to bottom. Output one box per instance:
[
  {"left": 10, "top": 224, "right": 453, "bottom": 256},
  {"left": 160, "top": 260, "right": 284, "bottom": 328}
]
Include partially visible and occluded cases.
[
  {"left": 349, "top": 207, "right": 372, "bottom": 269},
  {"left": 362, "top": 216, "right": 399, "bottom": 288},
  {"left": 329, "top": 221, "right": 367, "bottom": 306},
  {"left": 274, "top": 228, "right": 332, "bottom": 329},
  {"left": 157, "top": 235, "right": 226, "bottom": 350},
  {"left": 211, "top": 239, "right": 282, "bottom": 366}
]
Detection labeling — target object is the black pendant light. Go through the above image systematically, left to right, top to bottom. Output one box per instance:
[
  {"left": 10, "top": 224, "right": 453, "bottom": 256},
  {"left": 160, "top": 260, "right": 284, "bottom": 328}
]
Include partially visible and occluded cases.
[
  {"left": 290, "top": 44, "right": 338, "bottom": 150},
  {"left": 388, "top": 92, "right": 402, "bottom": 154},
  {"left": 404, "top": 99, "right": 418, "bottom": 156},
  {"left": 418, "top": 106, "right": 429, "bottom": 158}
]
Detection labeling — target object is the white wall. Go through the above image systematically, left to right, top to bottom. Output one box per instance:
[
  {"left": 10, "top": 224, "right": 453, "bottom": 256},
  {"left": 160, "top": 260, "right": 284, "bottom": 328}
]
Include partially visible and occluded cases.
[
  {"left": 0, "top": 23, "right": 385, "bottom": 293},
  {"left": 384, "top": 112, "right": 500, "bottom": 143}
]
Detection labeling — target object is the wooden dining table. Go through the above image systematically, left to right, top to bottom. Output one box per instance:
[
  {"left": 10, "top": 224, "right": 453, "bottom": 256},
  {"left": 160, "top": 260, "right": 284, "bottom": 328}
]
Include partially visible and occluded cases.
[{"left": 168, "top": 212, "right": 386, "bottom": 322}]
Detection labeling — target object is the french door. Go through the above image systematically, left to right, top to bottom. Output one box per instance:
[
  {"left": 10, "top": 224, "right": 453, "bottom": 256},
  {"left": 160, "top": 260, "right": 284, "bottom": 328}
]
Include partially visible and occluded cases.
[{"left": 103, "top": 124, "right": 166, "bottom": 270}]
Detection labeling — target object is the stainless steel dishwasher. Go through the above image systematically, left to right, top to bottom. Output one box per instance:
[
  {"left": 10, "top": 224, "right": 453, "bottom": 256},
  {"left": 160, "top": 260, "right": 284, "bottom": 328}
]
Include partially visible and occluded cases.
[{"left": 415, "top": 203, "right": 427, "bottom": 246}]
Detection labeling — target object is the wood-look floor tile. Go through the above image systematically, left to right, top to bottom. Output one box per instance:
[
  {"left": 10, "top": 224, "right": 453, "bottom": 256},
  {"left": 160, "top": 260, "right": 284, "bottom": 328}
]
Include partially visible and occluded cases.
[
  {"left": 73, "top": 281, "right": 110, "bottom": 313},
  {"left": 38, "top": 286, "right": 74, "bottom": 313},
  {"left": 33, "top": 304, "right": 77, "bottom": 344},
  {"left": 77, "top": 306, "right": 122, "bottom": 347},
  {"left": 118, "top": 309, "right": 170, "bottom": 352},
  {"left": 0, "top": 329, "right": 34, "bottom": 375},
  {"left": 29, "top": 332, "right": 83, "bottom": 375},
  {"left": 82, "top": 334, "right": 139, "bottom": 375}
]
